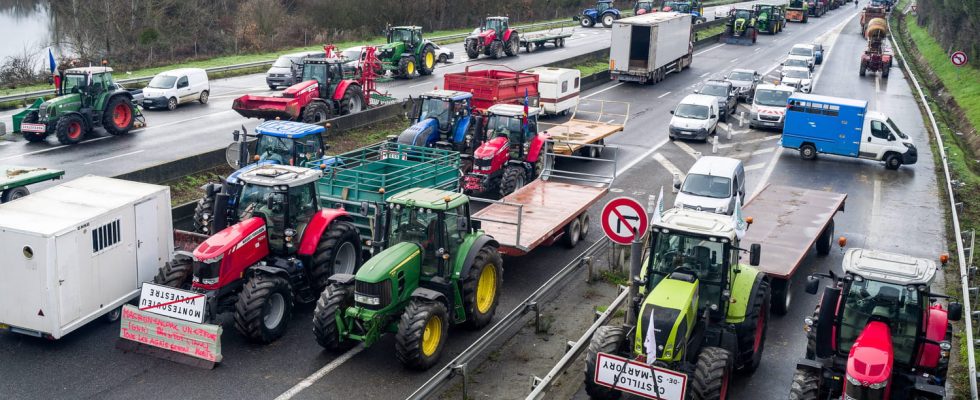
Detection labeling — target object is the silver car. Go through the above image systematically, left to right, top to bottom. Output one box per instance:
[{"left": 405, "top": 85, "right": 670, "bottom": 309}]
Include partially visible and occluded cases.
[{"left": 725, "top": 69, "right": 761, "bottom": 102}]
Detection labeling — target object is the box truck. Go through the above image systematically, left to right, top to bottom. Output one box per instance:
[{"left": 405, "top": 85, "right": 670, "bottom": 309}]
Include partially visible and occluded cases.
[
  {"left": 608, "top": 12, "right": 693, "bottom": 84},
  {"left": 781, "top": 93, "right": 917, "bottom": 169},
  {"left": 0, "top": 176, "right": 173, "bottom": 339}
]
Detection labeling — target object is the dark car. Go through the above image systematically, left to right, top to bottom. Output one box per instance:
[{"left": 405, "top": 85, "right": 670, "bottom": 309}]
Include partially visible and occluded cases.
[
  {"left": 725, "top": 68, "right": 761, "bottom": 102},
  {"left": 696, "top": 80, "right": 737, "bottom": 122}
]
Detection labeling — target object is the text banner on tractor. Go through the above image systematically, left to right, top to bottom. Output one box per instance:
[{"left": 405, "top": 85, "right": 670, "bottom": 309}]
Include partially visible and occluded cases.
[
  {"left": 20, "top": 123, "right": 46, "bottom": 133},
  {"left": 601, "top": 197, "right": 649, "bottom": 245},
  {"left": 138, "top": 283, "right": 206, "bottom": 324},
  {"left": 119, "top": 305, "right": 223, "bottom": 363},
  {"left": 593, "top": 352, "right": 687, "bottom": 400}
]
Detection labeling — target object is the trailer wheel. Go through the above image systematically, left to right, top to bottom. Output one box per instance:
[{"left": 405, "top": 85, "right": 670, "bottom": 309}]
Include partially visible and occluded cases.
[
  {"left": 559, "top": 38, "right": 566, "bottom": 47},
  {"left": 859, "top": 63, "right": 867, "bottom": 77},
  {"left": 302, "top": 101, "right": 332, "bottom": 124},
  {"left": 799, "top": 144, "right": 817, "bottom": 160},
  {"left": 884, "top": 153, "right": 902, "bottom": 170},
  {"left": 499, "top": 164, "right": 525, "bottom": 198},
  {"left": 1, "top": 186, "right": 30, "bottom": 202},
  {"left": 578, "top": 213, "right": 591, "bottom": 239},
  {"left": 562, "top": 216, "right": 582, "bottom": 248},
  {"left": 816, "top": 219, "right": 834, "bottom": 256},
  {"left": 312, "top": 221, "right": 362, "bottom": 288},
  {"left": 461, "top": 245, "right": 503, "bottom": 329},
  {"left": 153, "top": 259, "right": 193, "bottom": 290},
  {"left": 234, "top": 273, "right": 294, "bottom": 343},
  {"left": 771, "top": 277, "right": 792, "bottom": 316},
  {"left": 735, "top": 278, "right": 770, "bottom": 373},
  {"left": 312, "top": 283, "right": 355, "bottom": 350},
  {"left": 395, "top": 299, "right": 449, "bottom": 370},
  {"left": 103, "top": 307, "right": 122, "bottom": 323},
  {"left": 583, "top": 325, "right": 627, "bottom": 400},
  {"left": 691, "top": 347, "right": 734, "bottom": 400},
  {"left": 789, "top": 366, "right": 821, "bottom": 400}
]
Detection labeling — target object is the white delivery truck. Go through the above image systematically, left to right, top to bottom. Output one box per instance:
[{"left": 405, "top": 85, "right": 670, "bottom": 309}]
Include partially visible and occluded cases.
[
  {"left": 609, "top": 12, "right": 693, "bottom": 84},
  {"left": 523, "top": 67, "right": 581, "bottom": 115},
  {"left": 0, "top": 176, "right": 173, "bottom": 339}
]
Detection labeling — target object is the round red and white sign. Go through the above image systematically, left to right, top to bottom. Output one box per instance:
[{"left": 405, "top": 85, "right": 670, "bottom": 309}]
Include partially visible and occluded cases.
[
  {"left": 951, "top": 51, "right": 968, "bottom": 67},
  {"left": 601, "top": 197, "right": 649, "bottom": 245}
]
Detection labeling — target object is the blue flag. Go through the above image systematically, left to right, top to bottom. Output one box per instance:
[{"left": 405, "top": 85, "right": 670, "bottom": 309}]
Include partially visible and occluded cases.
[{"left": 48, "top": 49, "right": 57, "bottom": 74}]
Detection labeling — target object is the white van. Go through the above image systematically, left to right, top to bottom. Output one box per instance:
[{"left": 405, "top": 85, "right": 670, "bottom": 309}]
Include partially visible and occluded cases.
[
  {"left": 266, "top": 51, "right": 324, "bottom": 89},
  {"left": 523, "top": 67, "right": 581, "bottom": 115},
  {"left": 142, "top": 68, "right": 210, "bottom": 111},
  {"left": 749, "top": 83, "right": 795, "bottom": 130},
  {"left": 669, "top": 94, "right": 719, "bottom": 141},
  {"left": 673, "top": 156, "right": 746, "bottom": 215}
]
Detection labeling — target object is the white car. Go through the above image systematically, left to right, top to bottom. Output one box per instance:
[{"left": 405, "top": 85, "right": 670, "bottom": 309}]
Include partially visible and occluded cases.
[
  {"left": 432, "top": 43, "right": 455, "bottom": 63},
  {"left": 789, "top": 44, "right": 816, "bottom": 70},
  {"left": 340, "top": 46, "right": 369, "bottom": 70},
  {"left": 783, "top": 55, "right": 812, "bottom": 72},
  {"left": 780, "top": 67, "right": 813, "bottom": 93},
  {"left": 142, "top": 68, "right": 210, "bottom": 111},
  {"left": 669, "top": 94, "right": 720, "bottom": 142},
  {"left": 673, "top": 156, "right": 746, "bottom": 215}
]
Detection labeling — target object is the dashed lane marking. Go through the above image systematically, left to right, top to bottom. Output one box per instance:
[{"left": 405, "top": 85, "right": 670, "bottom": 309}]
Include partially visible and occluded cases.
[
  {"left": 694, "top": 44, "right": 724, "bottom": 56},
  {"left": 583, "top": 82, "right": 624, "bottom": 99},
  {"left": 658, "top": 91, "right": 672, "bottom": 99},
  {"left": 717, "top": 135, "right": 780, "bottom": 149},
  {"left": 674, "top": 141, "right": 700, "bottom": 159},
  {"left": 83, "top": 150, "right": 145, "bottom": 165},
  {"left": 653, "top": 152, "right": 685, "bottom": 180},
  {"left": 744, "top": 162, "right": 766, "bottom": 171},
  {"left": 275, "top": 344, "right": 366, "bottom": 400}
]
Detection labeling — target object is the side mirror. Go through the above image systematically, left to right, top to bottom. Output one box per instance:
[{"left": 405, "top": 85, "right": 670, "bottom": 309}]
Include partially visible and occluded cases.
[
  {"left": 694, "top": 89, "right": 700, "bottom": 93},
  {"left": 669, "top": 110, "right": 674, "bottom": 115},
  {"left": 711, "top": 114, "right": 718, "bottom": 119},
  {"left": 867, "top": 136, "right": 872, "bottom": 142},
  {"left": 673, "top": 180, "right": 682, "bottom": 189},
  {"left": 457, "top": 217, "right": 468, "bottom": 232},
  {"left": 471, "top": 219, "right": 482, "bottom": 231},
  {"left": 749, "top": 243, "right": 761, "bottom": 266},
  {"left": 805, "top": 275, "right": 820, "bottom": 294},
  {"left": 947, "top": 302, "right": 963, "bottom": 321}
]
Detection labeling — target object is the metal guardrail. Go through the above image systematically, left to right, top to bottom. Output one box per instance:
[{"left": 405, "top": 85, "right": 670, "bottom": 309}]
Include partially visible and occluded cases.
[
  {"left": 890, "top": 11, "right": 979, "bottom": 399},
  {"left": 406, "top": 238, "right": 610, "bottom": 400}
]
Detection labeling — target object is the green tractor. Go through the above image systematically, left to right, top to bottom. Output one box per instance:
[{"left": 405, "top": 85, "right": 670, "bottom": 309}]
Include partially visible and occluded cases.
[
  {"left": 753, "top": 4, "right": 785, "bottom": 34},
  {"left": 377, "top": 26, "right": 438, "bottom": 79},
  {"left": 16, "top": 67, "right": 139, "bottom": 145},
  {"left": 312, "top": 187, "right": 503, "bottom": 370},
  {"left": 584, "top": 208, "right": 770, "bottom": 399}
]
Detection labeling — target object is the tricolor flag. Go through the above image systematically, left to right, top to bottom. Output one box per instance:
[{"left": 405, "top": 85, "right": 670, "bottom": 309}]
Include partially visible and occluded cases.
[
  {"left": 48, "top": 49, "right": 60, "bottom": 88},
  {"left": 522, "top": 88, "right": 529, "bottom": 131},
  {"left": 651, "top": 186, "right": 665, "bottom": 224},
  {"left": 732, "top": 195, "right": 747, "bottom": 239}
]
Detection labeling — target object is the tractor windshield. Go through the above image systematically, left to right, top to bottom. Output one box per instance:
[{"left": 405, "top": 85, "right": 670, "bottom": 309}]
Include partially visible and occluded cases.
[
  {"left": 790, "top": 0, "right": 804, "bottom": 6},
  {"left": 636, "top": 1, "right": 655, "bottom": 12},
  {"left": 597, "top": 2, "right": 610, "bottom": 12},
  {"left": 664, "top": 2, "right": 691, "bottom": 12},
  {"left": 734, "top": 10, "right": 752, "bottom": 19},
  {"left": 485, "top": 19, "right": 504, "bottom": 32},
  {"left": 390, "top": 29, "right": 414, "bottom": 43},
  {"left": 62, "top": 74, "right": 88, "bottom": 94},
  {"left": 419, "top": 97, "right": 452, "bottom": 130},
  {"left": 486, "top": 114, "right": 532, "bottom": 140},
  {"left": 255, "top": 135, "right": 296, "bottom": 165},
  {"left": 237, "top": 184, "right": 278, "bottom": 222},
  {"left": 388, "top": 205, "right": 442, "bottom": 272},
  {"left": 647, "top": 230, "right": 728, "bottom": 311},
  {"left": 839, "top": 278, "right": 923, "bottom": 365}
]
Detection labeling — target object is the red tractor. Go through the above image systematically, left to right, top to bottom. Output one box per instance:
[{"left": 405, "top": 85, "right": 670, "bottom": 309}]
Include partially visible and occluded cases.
[
  {"left": 465, "top": 17, "right": 520, "bottom": 60},
  {"left": 860, "top": 17, "right": 892, "bottom": 77},
  {"left": 233, "top": 45, "right": 385, "bottom": 124},
  {"left": 463, "top": 103, "right": 549, "bottom": 197},
  {"left": 155, "top": 165, "right": 363, "bottom": 343},
  {"left": 790, "top": 247, "right": 963, "bottom": 400}
]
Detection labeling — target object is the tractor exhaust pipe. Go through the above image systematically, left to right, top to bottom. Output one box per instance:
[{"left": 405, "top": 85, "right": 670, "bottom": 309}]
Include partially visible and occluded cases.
[{"left": 212, "top": 192, "right": 230, "bottom": 233}]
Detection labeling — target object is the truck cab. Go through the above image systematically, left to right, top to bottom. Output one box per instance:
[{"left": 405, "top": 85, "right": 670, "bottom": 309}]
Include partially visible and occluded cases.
[{"left": 397, "top": 90, "right": 478, "bottom": 152}]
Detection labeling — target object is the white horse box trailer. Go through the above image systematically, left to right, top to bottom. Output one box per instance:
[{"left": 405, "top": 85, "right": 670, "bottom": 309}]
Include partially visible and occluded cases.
[
  {"left": 523, "top": 67, "right": 581, "bottom": 115},
  {"left": 0, "top": 176, "right": 172, "bottom": 339}
]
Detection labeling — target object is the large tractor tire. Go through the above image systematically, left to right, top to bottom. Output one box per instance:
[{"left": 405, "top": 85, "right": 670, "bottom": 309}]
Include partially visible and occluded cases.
[
  {"left": 601, "top": 13, "right": 616, "bottom": 28},
  {"left": 579, "top": 16, "right": 595, "bottom": 28},
  {"left": 504, "top": 34, "right": 519, "bottom": 57},
  {"left": 465, "top": 39, "right": 480, "bottom": 59},
  {"left": 489, "top": 40, "right": 504, "bottom": 60},
  {"left": 419, "top": 45, "right": 437, "bottom": 76},
  {"left": 398, "top": 56, "right": 417, "bottom": 78},
  {"left": 859, "top": 62, "right": 867, "bottom": 77},
  {"left": 340, "top": 85, "right": 365, "bottom": 115},
  {"left": 104, "top": 96, "right": 135, "bottom": 135},
  {"left": 302, "top": 101, "right": 332, "bottom": 124},
  {"left": 55, "top": 114, "right": 87, "bottom": 145},
  {"left": 498, "top": 164, "right": 526, "bottom": 198},
  {"left": 1, "top": 187, "right": 30, "bottom": 202},
  {"left": 311, "top": 221, "right": 362, "bottom": 288},
  {"left": 461, "top": 245, "right": 504, "bottom": 329},
  {"left": 153, "top": 259, "right": 193, "bottom": 290},
  {"left": 234, "top": 273, "right": 294, "bottom": 343},
  {"left": 735, "top": 278, "right": 771, "bottom": 373},
  {"left": 312, "top": 283, "right": 355, "bottom": 351},
  {"left": 395, "top": 299, "right": 450, "bottom": 370},
  {"left": 583, "top": 325, "right": 626, "bottom": 400},
  {"left": 691, "top": 347, "right": 734, "bottom": 400},
  {"left": 789, "top": 366, "right": 821, "bottom": 399}
]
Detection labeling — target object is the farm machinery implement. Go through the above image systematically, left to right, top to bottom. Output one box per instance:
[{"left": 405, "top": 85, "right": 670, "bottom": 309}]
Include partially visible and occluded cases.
[
  {"left": 787, "top": 0, "right": 809, "bottom": 23},
  {"left": 0, "top": 166, "right": 64, "bottom": 203}
]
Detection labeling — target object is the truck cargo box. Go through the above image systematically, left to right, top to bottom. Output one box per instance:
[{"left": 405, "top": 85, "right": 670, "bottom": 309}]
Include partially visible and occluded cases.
[
  {"left": 609, "top": 12, "right": 692, "bottom": 83},
  {"left": 443, "top": 65, "right": 540, "bottom": 111},
  {"left": 0, "top": 176, "right": 173, "bottom": 339}
]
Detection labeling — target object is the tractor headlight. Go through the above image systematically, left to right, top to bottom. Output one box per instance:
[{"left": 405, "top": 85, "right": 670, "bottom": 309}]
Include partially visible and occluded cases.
[
  {"left": 285, "top": 228, "right": 296, "bottom": 247},
  {"left": 355, "top": 294, "right": 381, "bottom": 305},
  {"left": 803, "top": 317, "right": 814, "bottom": 332}
]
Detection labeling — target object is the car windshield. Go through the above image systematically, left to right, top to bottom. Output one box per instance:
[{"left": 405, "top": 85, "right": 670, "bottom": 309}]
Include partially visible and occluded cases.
[
  {"left": 790, "top": 47, "right": 812, "bottom": 57},
  {"left": 273, "top": 56, "right": 297, "bottom": 68},
  {"left": 785, "top": 59, "right": 808, "bottom": 68},
  {"left": 783, "top": 70, "right": 809, "bottom": 79},
  {"left": 727, "top": 71, "right": 754, "bottom": 81},
  {"left": 148, "top": 75, "right": 177, "bottom": 89},
  {"left": 700, "top": 85, "right": 729, "bottom": 97},
  {"left": 754, "top": 89, "right": 792, "bottom": 107},
  {"left": 674, "top": 103, "right": 710, "bottom": 119},
  {"left": 887, "top": 118, "right": 908, "bottom": 139},
  {"left": 255, "top": 135, "right": 295, "bottom": 164},
  {"left": 681, "top": 173, "right": 731, "bottom": 198},
  {"left": 646, "top": 230, "right": 728, "bottom": 311},
  {"left": 839, "top": 278, "right": 923, "bottom": 366}
]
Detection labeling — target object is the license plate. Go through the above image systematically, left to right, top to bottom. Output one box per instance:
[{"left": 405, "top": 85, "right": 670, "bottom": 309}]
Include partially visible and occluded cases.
[
  {"left": 762, "top": 122, "right": 776, "bottom": 126},
  {"left": 20, "top": 123, "right": 46, "bottom": 133}
]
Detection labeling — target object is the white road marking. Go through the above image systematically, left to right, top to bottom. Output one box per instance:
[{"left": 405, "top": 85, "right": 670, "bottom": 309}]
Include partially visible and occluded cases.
[
  {"left": 810, "top": 12, "right": 859, "bottom": 90},
  {"left": 694, "top": 44, "right": 724, "bottom": 56},
  {"left": 754, "top": 48, "right": 761, "bottom": 53},
  {"left": 730, "top": 58, "right": 740, "bottom": 63},
  {"left": 700, "top": 72, "right": 711, "bottom": 78},
  {"left": 409, "top": 81, "right": 434, "bottom": 88},
  {"left": 582, "top": 82, "right": 624, "bottom": 99},
  {"left": 657, "top": 91, "right": 672, "bottom": 99},
  {"left": 144, "top": 110, "right": 237, "bottom": 131},
  {"left": 718, "top": 122, "right": 729, "bottom": 130},
  {"left": 0, "top": 135, "right": 113, "bottom": 161},
  {"left": 717, "top": 135, "right": 779, "bottom": 149},
  {"left": 617, "top": 138, "right": 668, "bottom": 176},
  {"left": 674, "top": 141, "right": 700, "bottom": 159},
  {"left": 750, "top": 147, "right": 775, "bottom": 156},
  {"left": 83, "top": 149, "right": 145, "bottom": 165},
  {"left": 653, "top": 152, "right": 685, "bottom": 179},
  {"left": 744, "top": 162, "right": 766, "bottom": 171},
  {"left": 274, "top": 344, "right": 365, "bottom": 400}
]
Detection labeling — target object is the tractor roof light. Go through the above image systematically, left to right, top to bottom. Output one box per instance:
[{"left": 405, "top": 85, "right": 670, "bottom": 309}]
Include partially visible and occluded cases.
[
  {"left": 838, "top": 236, "right": 847, "bottom": 248},
  {"left": 939, "top": 253, "right": 950, "bottom": 265}
]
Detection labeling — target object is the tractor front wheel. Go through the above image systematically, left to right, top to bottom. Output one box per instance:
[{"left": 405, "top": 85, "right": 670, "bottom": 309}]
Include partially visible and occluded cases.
[
  {"left": 579, "top": 16, "right": 594, "bottom": 28},
  {"left": 465, "top": 39, "right": 480, "bottom": 59},
  {"left": 419, "top": 45, "right": 436, "bottom": 76},
  {"left": 398, "top": 57, "right": 417, "bottom": 78},
  {"left": 340, "top": 85, "right": 365, "bottom": 115},
  {"left": 104, "top": 96, "right": 135, "bottom": 135},
  {"left": 302, "top": 101, "right": 332, "bottom": 124},
  {"left": 55, "top": 114, "right": 87, "bottom": 145},
  {"left": 499, "top": 164, "right": 526, "bottom": 198},
  {"left": 311, "top": 221, "right": 362, "bottom": 288},
  {"left": 461, "top": 245, "right": 504, "bottom": 329},
  {"left": 153, "top": 258, "right": 193, "bottom": 290},
  {"left": 234, "top": 274, "right": 294, "bottom": 343},
  {"left": 735, "top": 278, "right": 770, "bottom": 373},
  {"left": 312, "top": 283, "right": 354, "bottom": 351},
  {"left": 395, "top": 299, "right": 450, "bottom": 370},
  {"left": 583, "top": 325, "right": 626, "bottom": 400},
  {"left": 691, "top": 347, "right": 734, "bottom": 400},
  {"left": 789, "top": 366, "right": 821, "bottom": 399}
]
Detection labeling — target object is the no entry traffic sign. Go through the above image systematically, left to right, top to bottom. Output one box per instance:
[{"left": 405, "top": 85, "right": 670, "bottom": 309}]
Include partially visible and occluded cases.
[
  {"left": 951, "top": 51, "right": 968, "bottom": 67},
  {"left": 601, "top": 197, "right": 649, "bottom": 245}
]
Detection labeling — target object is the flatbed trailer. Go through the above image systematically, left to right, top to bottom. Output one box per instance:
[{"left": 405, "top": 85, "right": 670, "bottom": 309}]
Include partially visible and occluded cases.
[
  {"left": 519, "top": 29, "right": 573, "bottom": 53},
  {"left": 545, "top": 100, "right": 629, "bottom": 157},
  {"left": 471, "top": 146, "right": 615, "bottom": 256},
  {"left": 0, "top": 166, "right": 65, "bottom": 203},
  {"left": 742, "top": 184, "right": 846, "bottom": 315}
]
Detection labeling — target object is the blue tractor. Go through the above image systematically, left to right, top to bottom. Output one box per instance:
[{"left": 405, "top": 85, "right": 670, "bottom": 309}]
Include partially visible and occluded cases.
[
  {"left": 574, "top": 0, "right": 622, "bottom": 28},
  {"left": 396, "top": 90, "right": 483, "bottom": 153},
  {"left": 194, "top": 120, "right": 330, "bottom": 234}
]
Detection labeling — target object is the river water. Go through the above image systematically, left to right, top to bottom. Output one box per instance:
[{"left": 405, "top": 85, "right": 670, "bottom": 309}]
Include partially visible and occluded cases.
[{"left": 0, "top": 1, "right": 52, "bottom": 63}]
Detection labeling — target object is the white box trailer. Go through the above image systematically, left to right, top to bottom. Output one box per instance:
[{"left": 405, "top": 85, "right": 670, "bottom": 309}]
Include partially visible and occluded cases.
[
  {"left": 609, "top": 12, "right": 693, "bottom": 84},
  {"left": 523, "top": 67, "right": 581, "bottom": 115},
  {"left": 0, "top": 176, "right": 173, "bottom": 339}
]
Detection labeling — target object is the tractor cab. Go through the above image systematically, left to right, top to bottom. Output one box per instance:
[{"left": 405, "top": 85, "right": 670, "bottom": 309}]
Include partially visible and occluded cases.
[
  {"left": 595, "top": 0, "right": 614, "bottom": 13},
  {"left": 634, "top": 0, "right": 656, "bottom": 14},
  {"left": 662, "top": 1, "right": 693, "bottom": 13},
  {"left": 730, "top": 8, "right": 756, "bottom": 22},
  {"left": 483, "top": 17, "right": 510, "bottom": 34},
  {"left": 387, "top": 26, "right": 423, "bottom": 49},
  {"left": 301, "top": 58, "right": 354, "bottom": 98},
  {"left": 398, "top": 90, "right": 476, "bottom": 150},
  {"left": 416, "top": 91, "right": 473, "bottom": 134},
  {"left": 484, "top": 103, "right": 539, "bottom": 159},
  {"left": 230, "top": 120, "right": 327, "bottom": 169},
  {"left": 234, "top": 165, "right": 322, "bottom": 255},
  {"left": 383, "top": 188, "right": 472, "bottom": 278}
]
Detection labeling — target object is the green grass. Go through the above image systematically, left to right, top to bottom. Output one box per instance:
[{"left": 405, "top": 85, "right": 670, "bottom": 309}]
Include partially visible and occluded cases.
[
  {"left": 696, "top": 24, "right": 727, "bottom": 40},
  {"left": 573, "top": 60, "right": 610, "bottom": 77},
  {"left": 599, "top": 269, "right": 630, "bottom": 286}
]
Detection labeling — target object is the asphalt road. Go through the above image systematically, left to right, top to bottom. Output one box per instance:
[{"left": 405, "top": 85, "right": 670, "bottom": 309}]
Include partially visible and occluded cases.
[{"left": 0, "top": 3, "right": 947, "bottom": 400}]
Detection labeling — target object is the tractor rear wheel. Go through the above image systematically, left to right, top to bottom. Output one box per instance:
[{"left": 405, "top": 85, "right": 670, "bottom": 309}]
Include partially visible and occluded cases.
[
  {"left": 601, "top": 13, "right": 615, "bottom": 28},
  {"left": 580, "top": 16, "right": 594, "bottom": 27},
  {"left": 504, "top": 35, "right": 519, "bottom": 57},
  {"left": 465, "top": 39, "right": 480, "bottom": 59},
  {"left": 419, "top": 45, "right": 436, "bottom": 76},
  {"left": 398, "top": 57, "right": 417, "bottom": 78},
  {"left": 340, "top": 85, "right": 365, "bottom": 115},
  {"left": 104, "top": 96, "right": 135, "bottom": 135},
  {"left": 302, "top": 101, "right": 332, "bottom": 124},
  {"left": 55, "top": 114, "right": 86, "bottom": 145},
  {"left": 499, "top": 164, "right": 526, "bottom": 198},
  {"left": 1, "top": 187, "right": 29, "bottom": 202},
  {"left": 311, "top": 221, "right": 362, "bottom": 288},
  {"left": 461, "top": 245, "right": 504, "bottom": 329},
  {"left": 153, "top": 259, "right": 193, "bottom": 290},
  {"left": 234, "top": 273, "right": 294, "bottom": 343},
  {"left": 735, "top": 278, "right": 770, "bottom": 373},
  {"left": 312, "top": 283, "right": 355, "bottom": 351},
  {"left": 395, "top": 299, "right": 449, "bottom": 370},
  {"left": 583, "top": 325, "right": 626, "bottom": 400},
  {"left": 691, "top": 347, "right": 734, "bottom": 400},
  {"left": 789, "top": 366, "right": 821, "bottom": 399}
]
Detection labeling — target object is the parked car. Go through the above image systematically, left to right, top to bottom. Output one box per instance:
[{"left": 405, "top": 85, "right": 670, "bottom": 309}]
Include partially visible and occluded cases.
[
  {"left": 433, "top": 43, "right": 455, "bottom": 63},
  {"left": 789, "top": 44, "right": 817, "bottom": 70},
  {"left": 340, "top": 46, "right": 369, "bottom": 70},
  {"left": 266, "top": 51, "right": 324, "bottom": 89},
  {"left": 783, "top": 55, "right": 812, "bottom": 72},
  {"left": 780, "top": 66, "right": 813, "bottom": 93},
  {"left": 141, "top": 68, "right": 210, "bottom": 111},
  {"left": 725, "top": 68, "right": 761, "bottom": 102},
  {"left": 695, "top": 80, "right": 737, "bottom": 122},
  {"left": 113, "top": 83, "right": 143, "bottom": 103},
  {"left": 669, "top": 94, "right": 720, "bottom": 141},
  {"left": 673, "top": 156, "right": 746, "bottom": 215}
]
